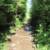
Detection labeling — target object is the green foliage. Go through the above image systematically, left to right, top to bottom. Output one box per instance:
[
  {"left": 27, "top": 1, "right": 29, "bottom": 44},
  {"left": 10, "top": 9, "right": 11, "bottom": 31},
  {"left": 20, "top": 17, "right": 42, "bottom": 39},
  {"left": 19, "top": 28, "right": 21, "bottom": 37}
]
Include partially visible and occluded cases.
[
  {"left": 0, "top": 0, "right": 17, "bottom": 50},
  {"left": 0, "top": 0, "right": 17, "bottom": 25},
  {"left": 1, "top": 0, "right": 50, "bottom": 50},
  {"left": 4, "top": 0, "right": 17, "bottom": 4},
  {"left": 14, "top": 0, "right": 27, "bottom": 28},
  {"left": 17, "top": 0, "right": 26, "bottom": 21},
  {"left": 31, "top": 0, "right": 50, "bottom": 50},
  {"left": 15, "top": 18, "right": 23, "bottom": 28},
  {"left": 0, "top": 42, "right": 8, "bottom": 50},
  {"left": 37, "top": 44, "right": 48, "bottom": 50}
]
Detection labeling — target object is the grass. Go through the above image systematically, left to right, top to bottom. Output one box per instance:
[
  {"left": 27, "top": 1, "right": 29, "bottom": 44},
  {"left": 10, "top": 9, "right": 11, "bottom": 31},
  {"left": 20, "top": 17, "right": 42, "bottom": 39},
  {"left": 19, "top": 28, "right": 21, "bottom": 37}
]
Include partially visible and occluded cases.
[
  {"left": 15, "top": 18, "right": 23, "bottom": 28},
  {"left": 0, "top": 32, "right": 8, "bottom": 50},
  {"left": 0, "top": 42, "right": 8, "bottom": 50},
  {"left": 37, "top": 44, "right": 49, "bottom": 50}
]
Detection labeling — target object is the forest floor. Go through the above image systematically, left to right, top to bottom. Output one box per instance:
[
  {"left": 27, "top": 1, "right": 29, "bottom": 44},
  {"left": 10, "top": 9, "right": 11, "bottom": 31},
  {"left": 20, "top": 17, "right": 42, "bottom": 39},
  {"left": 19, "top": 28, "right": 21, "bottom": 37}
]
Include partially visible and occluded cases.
[{"left": 8, "top": 28, "right": 36, "bottom": 50}]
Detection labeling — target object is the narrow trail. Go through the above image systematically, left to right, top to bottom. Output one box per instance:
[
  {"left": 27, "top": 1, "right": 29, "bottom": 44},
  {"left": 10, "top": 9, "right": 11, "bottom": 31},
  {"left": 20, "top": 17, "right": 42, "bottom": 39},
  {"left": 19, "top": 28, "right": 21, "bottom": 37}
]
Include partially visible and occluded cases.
[{"left": 8, "top": 28, "right": 36, "bottom": 50}]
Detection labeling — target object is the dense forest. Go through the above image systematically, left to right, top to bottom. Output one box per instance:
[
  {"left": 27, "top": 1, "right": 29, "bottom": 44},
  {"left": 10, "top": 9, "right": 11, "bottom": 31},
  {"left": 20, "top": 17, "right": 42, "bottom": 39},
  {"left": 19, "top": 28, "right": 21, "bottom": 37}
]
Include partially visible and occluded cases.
[{"left": 0, "top": 0, "right": 50, "bottom": 50}]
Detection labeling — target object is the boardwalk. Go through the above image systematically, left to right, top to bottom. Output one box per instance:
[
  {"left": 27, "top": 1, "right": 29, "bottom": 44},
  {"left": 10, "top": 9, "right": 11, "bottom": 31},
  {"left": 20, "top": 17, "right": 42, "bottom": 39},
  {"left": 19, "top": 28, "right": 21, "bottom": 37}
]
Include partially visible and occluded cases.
[{"left": 8, "top": 28, "right": 36, "bottom": 50}]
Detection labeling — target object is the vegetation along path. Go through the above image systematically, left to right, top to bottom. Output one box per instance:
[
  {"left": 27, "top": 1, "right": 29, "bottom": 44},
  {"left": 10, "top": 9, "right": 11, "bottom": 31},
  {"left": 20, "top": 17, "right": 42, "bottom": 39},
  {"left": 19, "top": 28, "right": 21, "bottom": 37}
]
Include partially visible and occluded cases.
[{"left": 8, "top": 28, "right": 36, "bottom": 50}]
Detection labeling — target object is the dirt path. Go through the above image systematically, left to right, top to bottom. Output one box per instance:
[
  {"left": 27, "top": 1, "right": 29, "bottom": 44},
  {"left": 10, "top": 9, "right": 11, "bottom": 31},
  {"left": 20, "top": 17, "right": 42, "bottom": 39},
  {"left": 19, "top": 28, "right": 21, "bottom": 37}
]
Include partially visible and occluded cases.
[{"left": 8, "top": 28, "right": 36, "bottom": 50}]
